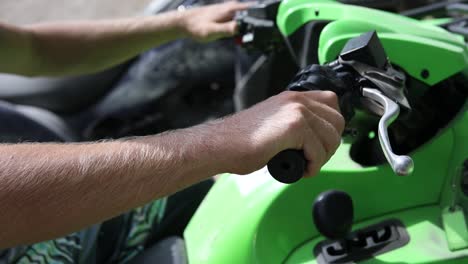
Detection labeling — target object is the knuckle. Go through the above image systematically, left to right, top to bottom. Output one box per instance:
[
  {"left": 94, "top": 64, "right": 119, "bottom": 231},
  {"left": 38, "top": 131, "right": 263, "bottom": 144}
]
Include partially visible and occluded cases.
[
  {"left": 280, "top": 90, "right": 294, "bottom": 99},
  {"left": 282, "top": 91, "right": 303, "bottom": 103},
  {"left": 320, "top": 91, "right": 339, "bottom": 106},
  {"left": 289, "top": 102, "right": 308, "bottom": 115},
  {"left": 286, "top": 108, "right": 307, "bottom": 131},
  {"left": 287, "top": 115, "right": 304, "bottom": 131}
]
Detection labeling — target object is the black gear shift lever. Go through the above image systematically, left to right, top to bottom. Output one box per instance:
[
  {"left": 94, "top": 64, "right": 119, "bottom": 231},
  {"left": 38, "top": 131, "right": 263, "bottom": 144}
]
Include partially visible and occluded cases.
[
  {"left": 313, "top": 190, "right": 354, "bottom": 240},
  {"left": 313, "top": 190, "right": 410, "bottom": 263}
]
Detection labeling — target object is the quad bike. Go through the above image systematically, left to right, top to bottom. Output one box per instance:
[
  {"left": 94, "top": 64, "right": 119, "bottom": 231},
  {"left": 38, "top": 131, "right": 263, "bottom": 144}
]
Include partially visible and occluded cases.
[
  {"left": 0, "top": 0, "right": 465, "bottom": 263},
  {"left": 182, "top": 0, "right": 468, "bottom": 263}
]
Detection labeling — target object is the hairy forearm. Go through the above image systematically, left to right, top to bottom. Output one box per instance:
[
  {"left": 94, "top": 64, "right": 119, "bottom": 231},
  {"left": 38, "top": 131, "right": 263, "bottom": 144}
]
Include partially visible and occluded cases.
[
  {"left": 0, "top": 2, "right": 248, "bottom": 77},
  {"left": 23, "top": 11, "right": 186, "bottom": 76},
  {"left": 0, "top": 124, "right": 223, "bottom": 248}
]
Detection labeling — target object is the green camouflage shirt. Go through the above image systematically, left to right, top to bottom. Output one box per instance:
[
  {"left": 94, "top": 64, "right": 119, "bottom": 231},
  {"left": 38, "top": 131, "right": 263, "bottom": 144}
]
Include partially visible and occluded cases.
[{"left": 1, "top": 199, "right": 166, "bottom": 264}]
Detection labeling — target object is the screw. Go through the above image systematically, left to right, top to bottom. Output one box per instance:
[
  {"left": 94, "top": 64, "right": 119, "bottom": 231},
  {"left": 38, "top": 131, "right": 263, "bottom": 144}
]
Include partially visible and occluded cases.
[{"left": 421, "top": 69, "right": 430, "bottom": 79}]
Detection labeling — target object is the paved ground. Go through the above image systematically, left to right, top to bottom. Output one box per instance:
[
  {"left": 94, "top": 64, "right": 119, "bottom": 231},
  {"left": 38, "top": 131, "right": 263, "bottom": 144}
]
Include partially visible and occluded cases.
[{"left": 0, "top": 0, "right": 154, "bottom": 25}]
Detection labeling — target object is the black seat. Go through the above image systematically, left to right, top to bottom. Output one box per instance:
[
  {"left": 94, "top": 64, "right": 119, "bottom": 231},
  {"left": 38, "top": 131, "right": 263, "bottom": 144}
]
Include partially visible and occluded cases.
[
  {"left": 0, "top": 63, "right": 129, "bottom": 114},
  {"left": 0, "top": 100, "right": 77, "bottom": 142}
]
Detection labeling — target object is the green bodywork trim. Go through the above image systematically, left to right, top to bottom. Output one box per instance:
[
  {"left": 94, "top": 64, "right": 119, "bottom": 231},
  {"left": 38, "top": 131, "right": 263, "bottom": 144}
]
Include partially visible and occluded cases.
[
  {"left": 276, "top": 1, "right": 467, "bottom": 85},
  {"left": 277, "top": 1, "right": 462, "bottom": 45},
  {"left": 422, "top": 17, "right": 454, "bottom": 26},
  {"left": 320, "top": 31, "right": 466, "bottom": 85},
  {"left": 440, "top": 103, "right": 468, "bottom": 251},
  {"left": 442, "top": 206, "right": 468, "bottom": 251}
]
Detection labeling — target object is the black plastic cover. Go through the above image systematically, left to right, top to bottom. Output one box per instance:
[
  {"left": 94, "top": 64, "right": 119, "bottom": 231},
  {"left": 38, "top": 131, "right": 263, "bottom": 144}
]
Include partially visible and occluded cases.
[{"left": 340, "top": 31, "right": 387, "bottom": 69}]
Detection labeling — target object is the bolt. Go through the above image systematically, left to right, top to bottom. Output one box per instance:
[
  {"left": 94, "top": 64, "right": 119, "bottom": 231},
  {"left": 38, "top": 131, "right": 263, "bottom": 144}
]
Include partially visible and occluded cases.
[{"left": 421, "top": 69, "right": 430, "bottom": 79}]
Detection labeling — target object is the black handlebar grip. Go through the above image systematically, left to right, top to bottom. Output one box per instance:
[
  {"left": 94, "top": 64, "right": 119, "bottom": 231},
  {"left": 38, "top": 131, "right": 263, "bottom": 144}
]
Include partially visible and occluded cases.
[
  {"left": 267, "top": 64, "right": 356, "bottom": 184},
  {"left": 267, "top": 149, "right": 307, "bottom": 184}
]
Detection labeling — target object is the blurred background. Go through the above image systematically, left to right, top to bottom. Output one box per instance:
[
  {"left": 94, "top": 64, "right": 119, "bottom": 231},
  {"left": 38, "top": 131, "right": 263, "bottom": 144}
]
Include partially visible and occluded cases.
[{"left": 0, "top": 0, "right": 153, "bottom": 24}]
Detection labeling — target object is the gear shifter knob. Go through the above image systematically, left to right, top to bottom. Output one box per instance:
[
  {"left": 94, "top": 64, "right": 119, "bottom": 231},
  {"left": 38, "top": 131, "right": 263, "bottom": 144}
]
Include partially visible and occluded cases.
[{"left": 313, "top": 190, "right": 354, "bottom": 240}]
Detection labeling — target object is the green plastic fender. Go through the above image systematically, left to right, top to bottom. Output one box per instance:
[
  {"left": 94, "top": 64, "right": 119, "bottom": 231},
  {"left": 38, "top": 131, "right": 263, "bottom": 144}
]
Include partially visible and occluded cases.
[{"left": 276, "top": 0, "right": 467, "bottom": 85}]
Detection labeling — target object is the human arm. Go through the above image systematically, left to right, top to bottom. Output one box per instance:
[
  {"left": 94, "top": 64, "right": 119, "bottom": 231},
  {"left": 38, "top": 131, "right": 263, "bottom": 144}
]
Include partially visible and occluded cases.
[
  {"left": 0, "top": 1, "right": 249, "bottom": 77},
  {"left": 0, "top": 91, "right": 344, "bottom": 249}
]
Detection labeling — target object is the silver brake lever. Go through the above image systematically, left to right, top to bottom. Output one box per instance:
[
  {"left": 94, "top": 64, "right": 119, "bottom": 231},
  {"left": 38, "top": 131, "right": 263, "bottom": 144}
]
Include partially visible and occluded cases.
[{"left": 362, "top": 88, "right": 414, "bottom": 176}]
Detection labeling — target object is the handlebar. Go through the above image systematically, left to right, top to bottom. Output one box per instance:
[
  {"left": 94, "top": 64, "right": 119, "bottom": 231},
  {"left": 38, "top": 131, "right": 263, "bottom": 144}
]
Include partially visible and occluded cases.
[
  {"left": 266, "top": 31, "right": 414, "bottom": 184},
  {"left": 266, "top": 63, "right": 358, "bottom": 183},
  {"left": 267, "top": 150, "right": 307, "bottom": 184}
]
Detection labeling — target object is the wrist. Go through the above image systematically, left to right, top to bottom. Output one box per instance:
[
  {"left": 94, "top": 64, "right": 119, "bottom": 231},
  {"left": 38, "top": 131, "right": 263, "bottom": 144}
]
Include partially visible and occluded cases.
[
  {"left": 169, "top": 9, "right": 190, "bottom": 39},
  {"left": 194, "top": 118, "right": 256, "bottom": 175},
  {"left": 185, "top": 122, "right": 229, "bottom": 176},
  {"left": 156, "top": 125, "right": 228, "bottom": 179}
]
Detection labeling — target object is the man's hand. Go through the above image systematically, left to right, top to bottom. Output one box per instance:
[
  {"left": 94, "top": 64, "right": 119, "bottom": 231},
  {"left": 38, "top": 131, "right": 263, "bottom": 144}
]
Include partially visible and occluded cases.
[
  {"left": 179, "top": 1, "right": 252, "bottom": 42},
  {"left": 213, "top": 91, "right": 345, "bottom": 177}
]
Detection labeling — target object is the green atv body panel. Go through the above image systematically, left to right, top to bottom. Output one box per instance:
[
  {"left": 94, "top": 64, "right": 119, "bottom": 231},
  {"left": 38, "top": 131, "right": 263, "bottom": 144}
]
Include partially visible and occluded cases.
[
  {"left": 185, "top": 0, "right": 468, "bottom": 263},
  {"left": 277, "top": 0, "right": 467, "bottom": 85}
]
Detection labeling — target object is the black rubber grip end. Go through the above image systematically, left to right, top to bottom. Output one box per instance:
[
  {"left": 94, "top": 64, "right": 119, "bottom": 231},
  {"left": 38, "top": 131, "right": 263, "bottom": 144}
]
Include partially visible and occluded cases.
[{"left": 267, "top": 149, "right": 307, "bottom": 184}]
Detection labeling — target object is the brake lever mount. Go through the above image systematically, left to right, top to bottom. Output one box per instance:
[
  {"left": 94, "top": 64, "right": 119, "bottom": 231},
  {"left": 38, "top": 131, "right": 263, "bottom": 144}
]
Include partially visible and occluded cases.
[
  {"left": 286, "top": 31, "right": 414, "bottom": 176},
  {"left": 339, "top": 58, "right": 411, "bottom": 111}
]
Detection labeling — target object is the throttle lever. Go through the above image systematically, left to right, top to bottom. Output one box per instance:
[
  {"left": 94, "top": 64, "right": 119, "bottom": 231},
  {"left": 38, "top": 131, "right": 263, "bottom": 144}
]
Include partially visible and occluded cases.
[{"left": 362, "top": 88, "right": 414, "bottom": 176}]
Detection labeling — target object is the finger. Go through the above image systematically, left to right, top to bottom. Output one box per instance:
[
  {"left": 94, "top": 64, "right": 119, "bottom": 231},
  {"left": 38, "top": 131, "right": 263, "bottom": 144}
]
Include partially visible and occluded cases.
[
  {"left": 214, "top": 1, "right": 253, "bottom": 22},
  {"left": 222, "top": 1, "right": 254, "bottom": 12},
  {"left": 208, "top": 21, "right": 238, "bottom": 38},
  {"left": 304, "top": 91, "right": 341, "bottom": 112},
  {"left": 297, "top": 92, "right": 346, "bottom": 135},
  {"left": 309, "top": 100, "right": 345, "bottom": 136},
  {"left": 287, "top": 104, "right": 336, "bottom": 177},
  {"left": 303, "top": 107, "right": 342, "bottom": 162},
  {"left": 313, "top": 115, "right": 342, "bottom": 162},
  {"left": 302, "top": 127, "right": 327, "bottom": 178}
]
